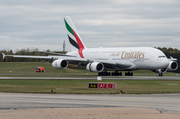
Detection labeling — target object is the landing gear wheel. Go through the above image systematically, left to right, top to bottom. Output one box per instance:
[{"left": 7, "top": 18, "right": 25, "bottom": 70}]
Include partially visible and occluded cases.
[
  {"left": 98, "top": 71, "right": 123, "bottom": 76},
  {"left": 119, "top": 72, "right": 122, "bottom": 76},
  {"left": 125, "top": 72, "right": 133, "bottom": 76},
  {"left": 158, "top": 73, "right": 163, "bottom": 77}
]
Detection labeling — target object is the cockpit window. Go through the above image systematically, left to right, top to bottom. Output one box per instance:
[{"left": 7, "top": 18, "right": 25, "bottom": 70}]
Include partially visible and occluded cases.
[{"left": 158, "top": 56, "right": 166, "bottom": 58}]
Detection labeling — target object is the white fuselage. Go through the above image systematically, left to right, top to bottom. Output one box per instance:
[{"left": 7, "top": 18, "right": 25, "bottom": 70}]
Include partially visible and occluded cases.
[{"left": 68, "top": 47, "right": 169, "bottom": 71}]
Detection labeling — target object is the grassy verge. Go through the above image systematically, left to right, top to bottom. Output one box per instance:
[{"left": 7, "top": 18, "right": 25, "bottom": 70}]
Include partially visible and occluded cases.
[
  {"left": 0, "top": 62, "right": 179, "bottom": 77},
  {"left": 0, "top": 62, "right": 94, "bottom": 75},
  {"left": 0, "top": 79, "right": 180, "bottom": 94}
]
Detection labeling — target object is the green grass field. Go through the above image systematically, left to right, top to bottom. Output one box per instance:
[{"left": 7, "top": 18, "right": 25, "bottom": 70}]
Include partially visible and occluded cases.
[
  {"left": 0, "top": 62, "right": 180, "bottom": 94},
  {"left": 0, "top": 62, "right": 179, "bottom": 76},
  {"left": 0, "top": 62, "right": 94, "bottom": 75},
  {"left": 0, "top": 79, "right": 180, "bottom": 94}
]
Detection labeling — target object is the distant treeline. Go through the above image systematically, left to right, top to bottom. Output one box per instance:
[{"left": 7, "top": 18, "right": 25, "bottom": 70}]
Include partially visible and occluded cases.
[
  {"left": 0, "top": 47, "right": 180, "bottom": 73},
  {"left": 156, "top": 47, "right": 180, "bottom": 73}
]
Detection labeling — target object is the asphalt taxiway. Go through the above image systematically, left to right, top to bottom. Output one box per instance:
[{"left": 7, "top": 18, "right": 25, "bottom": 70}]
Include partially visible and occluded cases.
[
  {"left": 0, "top": 76, "right": 180, "bottom": 80},
  {"left": 0, "top": 93, "right": 180, "bottom": 114}
]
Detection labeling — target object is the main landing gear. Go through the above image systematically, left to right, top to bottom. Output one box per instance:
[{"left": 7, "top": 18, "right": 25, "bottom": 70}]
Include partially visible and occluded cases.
[
  {"left": 98, "top": 71, "right": 133, "bottom": 76},
  {"left": 125, "top": 72, "right": 133, "bottom": 76}
]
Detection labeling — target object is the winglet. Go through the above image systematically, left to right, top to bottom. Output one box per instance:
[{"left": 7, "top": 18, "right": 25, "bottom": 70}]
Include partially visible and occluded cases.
[
  {"left": 2, "top": 53, "right": 5, "bottom": 59},
  {"left": 169, "top": 56, "right": 177, "bottom": 61}
]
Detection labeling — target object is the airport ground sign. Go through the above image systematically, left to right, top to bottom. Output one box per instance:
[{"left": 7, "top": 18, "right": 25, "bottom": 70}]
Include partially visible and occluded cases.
[{"left": 89, "top": 83, "right": 116, "bottom": 89}]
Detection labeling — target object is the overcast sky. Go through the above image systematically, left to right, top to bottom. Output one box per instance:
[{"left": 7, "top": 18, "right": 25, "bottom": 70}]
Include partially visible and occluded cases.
[{"left": 0, "top": 0, "right": 180, "bottom": 52}]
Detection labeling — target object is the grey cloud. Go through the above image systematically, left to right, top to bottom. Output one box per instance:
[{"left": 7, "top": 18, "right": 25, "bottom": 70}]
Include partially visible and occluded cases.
[{"left": 0, "top": 0, "right": 180, "bottom": 52}]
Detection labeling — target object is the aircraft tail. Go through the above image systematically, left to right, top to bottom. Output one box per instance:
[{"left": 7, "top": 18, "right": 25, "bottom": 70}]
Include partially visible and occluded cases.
[{"left": 64, "top": 16, "right": 86, "bottom": 58}]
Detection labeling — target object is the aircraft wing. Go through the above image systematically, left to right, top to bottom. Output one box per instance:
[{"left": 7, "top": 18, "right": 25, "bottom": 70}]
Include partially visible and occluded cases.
[
  {"left": 37, "top": 51, "right": 76, "bottom": 57},
  {"left": 2, "top": 53, "right": 132, "bottom": 69},
  {"left": 2, "top": 53, "right": 88, "bottom": 62},
  {"left": 169, "top": 56, "right": 177, "bottom": 61}
]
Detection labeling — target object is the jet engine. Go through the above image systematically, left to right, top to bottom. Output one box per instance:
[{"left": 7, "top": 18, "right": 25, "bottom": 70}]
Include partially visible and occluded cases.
[
  {"left": 52, "top": 59, "right": 68, "bottom": 69},
  {"left": 154, "top": 61, "right": 178, "bottom": 74},
  {"left": 166, "top": 61, "right": 178, "bottom": 72},
  {"left": 86, "top": 62, "right": 104, "bottom": 72}
]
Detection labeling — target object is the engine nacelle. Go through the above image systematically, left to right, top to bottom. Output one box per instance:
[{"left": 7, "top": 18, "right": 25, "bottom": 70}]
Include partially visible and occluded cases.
[
  {"left": 52, "top": 59, "right": 68, "bottom": 69},
  {"left": 167, "top": 61, "right": 178, "bottom": 72},
  {"left": 86, "top": 62, "right": 104, "bottom": 72}
]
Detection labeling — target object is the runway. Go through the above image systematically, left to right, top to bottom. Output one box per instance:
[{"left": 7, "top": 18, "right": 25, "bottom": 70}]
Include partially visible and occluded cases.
[
  {"left": 0, "top": 76, "right": 180, "bottom": 80},
  {"left": 0, "top": 93, "right": 180, "bottom": 113}
]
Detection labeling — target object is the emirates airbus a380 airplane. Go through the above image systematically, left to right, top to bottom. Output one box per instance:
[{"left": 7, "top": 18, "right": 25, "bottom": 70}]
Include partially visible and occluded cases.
[{"left": 3, "top": 16, "right": 178, "bottom": 76}]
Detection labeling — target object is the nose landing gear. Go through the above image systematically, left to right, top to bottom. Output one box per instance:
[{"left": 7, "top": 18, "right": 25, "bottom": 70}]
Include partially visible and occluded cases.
[
  {"left": 155, "top": 69, "right": 163, "bottom": 77},
  {"left": 158, "top": 73, "right": 163, "bottom": 77}
]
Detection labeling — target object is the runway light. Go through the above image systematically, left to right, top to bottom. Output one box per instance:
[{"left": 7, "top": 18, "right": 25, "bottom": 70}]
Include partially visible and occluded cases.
[
  {"left": 97, "top": 76, "right": 102, "bottom": 81},
  {"left": 120, "top": 90, "right": 123, "bottom": 94}
]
